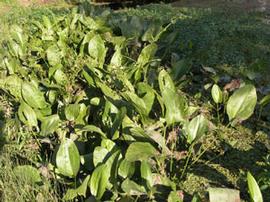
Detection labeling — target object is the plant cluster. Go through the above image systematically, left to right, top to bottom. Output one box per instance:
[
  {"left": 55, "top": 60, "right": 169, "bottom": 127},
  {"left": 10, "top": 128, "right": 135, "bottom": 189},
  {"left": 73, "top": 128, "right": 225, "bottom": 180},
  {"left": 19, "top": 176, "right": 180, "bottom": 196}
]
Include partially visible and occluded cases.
[{"left": 0, "top": 5, "right": 268, "bottom": 202}]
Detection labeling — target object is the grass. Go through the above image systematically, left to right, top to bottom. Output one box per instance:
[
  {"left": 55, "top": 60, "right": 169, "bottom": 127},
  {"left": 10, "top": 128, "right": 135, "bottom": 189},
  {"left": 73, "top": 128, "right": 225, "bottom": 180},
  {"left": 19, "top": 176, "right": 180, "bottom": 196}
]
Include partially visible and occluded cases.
[{"left": 0, "top": 1, "right": 270, "bottom": 201}]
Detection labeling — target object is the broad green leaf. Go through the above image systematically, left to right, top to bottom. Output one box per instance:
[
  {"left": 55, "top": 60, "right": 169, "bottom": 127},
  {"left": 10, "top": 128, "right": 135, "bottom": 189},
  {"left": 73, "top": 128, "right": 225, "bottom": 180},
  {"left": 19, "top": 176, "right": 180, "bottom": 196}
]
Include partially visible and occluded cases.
[
  {"left": 10, "top": 25, "right": 25, "bottom": 46},
  {"left": 88, "top": 35, "right": 107, "bottom": 68},
  {"left": 136, "top": 43, "right": 157, "bottom": 67},
  {"left": 46, "top": 45, "right": 62, "bottom": 66},
  {"left": 110, "top": 46, "right": 123, "bottom": 67},
  {"left": 53, "top": 69, "right": 68, "bottom": 85},
  {"left": 158, "top": 70, "right": 187, "bottom": 125},
  {"left": 2, "top": 75, "right": 23, "bottom": 100},
  {"left": 21, "top": 82, "right": 49, "bottom": 109},
  {"left": 97, "top": 82, "right": 121, "bottom": 100},
  {"left": 137, "top": 82, "right": 155, "bottom": 115},
  {"left": 211, "top": 84, "right": 223, "bottom": 104},
  {"left": 226, "top": 85, "right": 257, "bottom": 121},
  {"left": 122, "top": 91, "right": 148, "bottom": 116},
  {"left": 18, "top": 102, "right": 38, "bottom": 127},
  {"left": 65, "top": 104, "right": 80, "bottom": 121},
  {"left": 75, "top": 104, "right": 89, "bottom": 125},
  {"left": 35, "top": 107, "right": 52, "bottom": 120},
  {"left": 185, "top": 114, "right": 208, "bottom": 144},
  {"left": 40, "top": 115, "right": 60, "bottom": 136},
  {"left": 80, "top": 125, "right": 107, "bottom": 138},
  {"left": 56, "top": 138, "right": 80, "bottom": 178},
  {"left": 101, "top": 139, "right": 116, "bottom": 151},
  {"left": 125, "top": 142, "right": 157, "bottom": 162},
  {"left": 93, "top": 146, "right": 109, "bottom": 167},
  {"left": 118, "top": 159, "right": 135, "bottom": 179},
  {"left": 140, "top": 161, "right": 153, "bottom": 186},
  {"left": 89, "top": 163, "right": 110, "bottom": 200},
  {"left": 13, "top": 165, "right": 41, "bottom": 184},
  {"left": 247, "top": 172, "right": 263, "bottom": 202},
  {"left": 64, "top": 175, "right": 90, "bottom": 200},
  {"left": 121, "top": 179, "right": 146, "bottom": 196},
  {"left": 208, "top": 188, "right": 240, "bottom": 202},
  {"left": 168, "top": 191, "right": 184, "bottom": 202}
]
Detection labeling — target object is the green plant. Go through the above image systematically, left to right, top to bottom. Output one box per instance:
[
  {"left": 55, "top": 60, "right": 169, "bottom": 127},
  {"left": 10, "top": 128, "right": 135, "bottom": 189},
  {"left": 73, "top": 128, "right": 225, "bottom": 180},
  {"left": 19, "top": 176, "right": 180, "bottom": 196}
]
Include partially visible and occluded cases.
[
  {"left": 1, "top": 3, "right": 269, "bottom": 201},
  {"left": 247, "top": 172, "right": 263, "bottom": 202}
]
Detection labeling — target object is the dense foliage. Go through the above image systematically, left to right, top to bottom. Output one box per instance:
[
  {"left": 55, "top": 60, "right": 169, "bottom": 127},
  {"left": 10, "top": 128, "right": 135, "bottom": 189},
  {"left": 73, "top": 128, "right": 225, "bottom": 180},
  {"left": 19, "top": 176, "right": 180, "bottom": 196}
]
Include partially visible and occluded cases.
[{"left": 0, "top": 3, "right": 269, "bottom": 202}]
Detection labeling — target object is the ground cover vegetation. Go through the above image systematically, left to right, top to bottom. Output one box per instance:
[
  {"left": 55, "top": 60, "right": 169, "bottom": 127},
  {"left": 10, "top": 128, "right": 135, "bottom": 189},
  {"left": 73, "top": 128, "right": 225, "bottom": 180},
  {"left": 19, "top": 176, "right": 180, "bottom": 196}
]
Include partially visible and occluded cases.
[{"left": 0, "top": 1, "right": 270, "bottom": 201}]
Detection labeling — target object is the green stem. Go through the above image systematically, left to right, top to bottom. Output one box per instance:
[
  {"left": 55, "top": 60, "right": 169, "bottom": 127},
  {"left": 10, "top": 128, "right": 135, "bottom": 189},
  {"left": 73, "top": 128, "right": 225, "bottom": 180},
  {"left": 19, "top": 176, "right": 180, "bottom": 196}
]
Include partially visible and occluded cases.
[
  {"left": 216, "top": 103, "right": 220, "bottom": 123},
  {"left": 191, "top": 140, "right": 214, "bottom": 166},
  {"left": 180, "top": 144, "right": 193, "bottom": 179}
]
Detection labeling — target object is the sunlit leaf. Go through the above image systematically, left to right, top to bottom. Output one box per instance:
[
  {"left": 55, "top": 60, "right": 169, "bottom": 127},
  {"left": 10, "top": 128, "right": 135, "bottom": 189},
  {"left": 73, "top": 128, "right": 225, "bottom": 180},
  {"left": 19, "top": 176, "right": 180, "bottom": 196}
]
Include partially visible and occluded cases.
[
  {"left": 88, "top": 35, "right": 107, "bottom": 68},
  {"left": 136, "top": 43, "right": 157, "bottom": 67},
  {"left": 158, "top": 70, "right": 187, "bottom": 125},
  {"left": 21, "top": 82, "right": 49, "bottom": 109},
  {"left": 211, "top": 84, "right": 223, "bottom": 104},
  {"left": 226, "top": 84, "right": 257, "bottom": 122},
  {"left": 18, "top": 102, "right": 38, "bottom": 127},
  {"left": 40, "top": 114, "right": 60, "bottom": 136},
  {"left": 184, "top": 114, "right": 208, "bottom": 144},
  {"left": 56, "top": 138, "right": 80, "bottom": 178},
  {"left": 126, "top": 142, "right": 157, "bottom": 162},
  {"left": 93, "top": 146, "right": 109, "bottom": 167},
  {"left": 118, "top": 159, "right": 135, "bottom": 179},
  {"left": 140, "top": 161, "right": 153, "bottom": 186},
  {"left": 89, "top": 163, "right": 110, "bottom": 200},
  {"left": 247, "top": 172, "right": 263, "bottom": 202},
  {"left": 64, "top": 175, "right": 90, "bottom": 200},
  {"left": 121, "top": 179, "right": 146, "bottom": 196}
]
